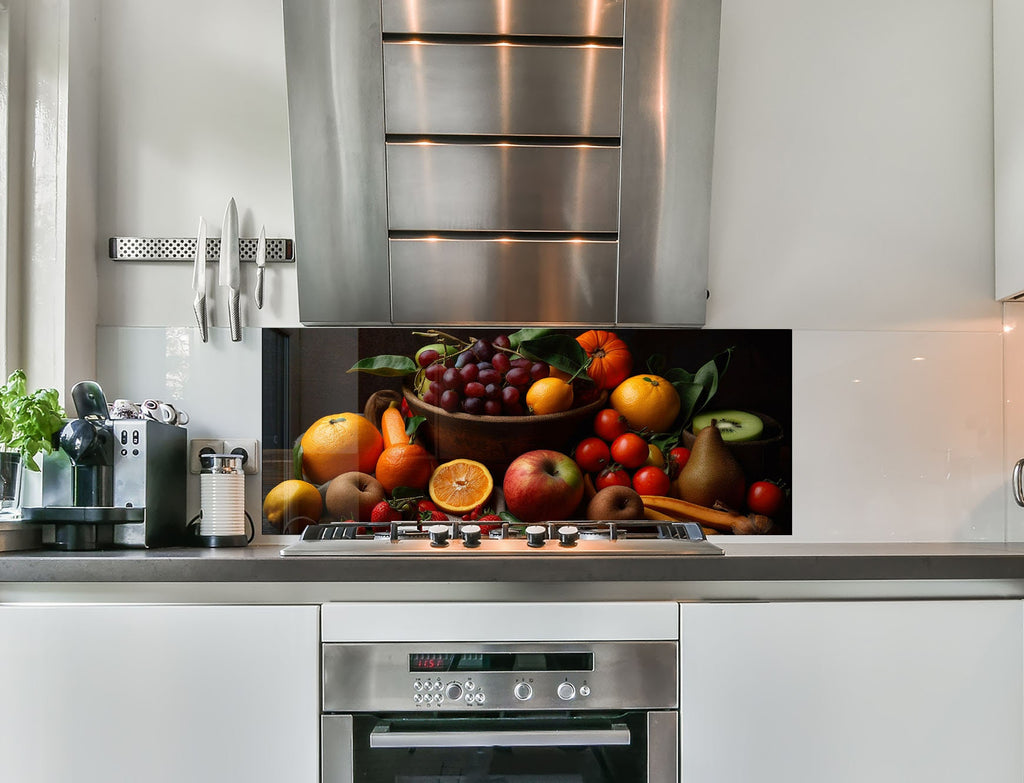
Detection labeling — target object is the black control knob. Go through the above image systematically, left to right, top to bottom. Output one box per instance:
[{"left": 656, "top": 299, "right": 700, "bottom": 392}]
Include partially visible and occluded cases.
[
  {"left": 428, "top": 524, "right": 450, "bottom": 547},
  {"left": 461, "top": 524, "right": 482, "bottom": 548},
  {"left": 525, "top": 525, "right": 547, "bottom": 548},
  {"left": 557, "top": 525, "right": 579, "bottom": 547}
]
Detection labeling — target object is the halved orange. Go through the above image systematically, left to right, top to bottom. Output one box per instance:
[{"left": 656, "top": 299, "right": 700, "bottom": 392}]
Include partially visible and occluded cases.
[{"left": 428, "top": 459, "right": 494, "bottom": 514}]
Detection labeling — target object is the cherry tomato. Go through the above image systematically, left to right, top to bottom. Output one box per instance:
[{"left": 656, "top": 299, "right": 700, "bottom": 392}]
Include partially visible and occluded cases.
[
  {"left": 594, "top": 408, "right": 630, "bottom": 443},
  {"left": 610, "top": 433, "right": 649, "bottom": 470},
  {"left": 574, "top": 437, "right": 611, "bottom": 474},
  {"left": 667, "top": 446, "right": 691, "bottom": 479},
  {"left": 631, "top": 465, "right": 671, "bottom": 496},
  {"left": 595, "top": 467, "right": 631, "bottom": 490},
  {"left": 746, "top": 481, "right": 785, "bottom": 516}
]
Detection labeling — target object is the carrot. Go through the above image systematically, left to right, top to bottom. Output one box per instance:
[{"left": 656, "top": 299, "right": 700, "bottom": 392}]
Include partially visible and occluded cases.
[
  {"left": 381, "top": 404, "right": 410, "bottom": 449},
  {"left": 640, "top": 494, "right": 773, "bottom": 535}
]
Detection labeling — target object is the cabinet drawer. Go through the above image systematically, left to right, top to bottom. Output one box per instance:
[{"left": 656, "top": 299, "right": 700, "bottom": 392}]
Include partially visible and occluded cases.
[
  {"left": 381, "top": 0, "right": 625, "bottom": 37},
  {"left": 384, "top": 42, "right": 623, "bottom": 137},
  {"left": 386, "top": 142, "right": 621, "bottom": 232},
  {"left": 390, "top": 238, "right": 617, "bottom": 324}
]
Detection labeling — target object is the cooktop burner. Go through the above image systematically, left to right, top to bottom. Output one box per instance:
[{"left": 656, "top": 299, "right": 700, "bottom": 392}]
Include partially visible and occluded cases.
[{"left": 280, "top": 519, "right": 723, "bottom": 556}]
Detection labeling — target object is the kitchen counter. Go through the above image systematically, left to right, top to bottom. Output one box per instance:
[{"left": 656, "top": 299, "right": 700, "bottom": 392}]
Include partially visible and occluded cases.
[{"left": 2, "top": 541, "right": 1024, "bottom": 603}]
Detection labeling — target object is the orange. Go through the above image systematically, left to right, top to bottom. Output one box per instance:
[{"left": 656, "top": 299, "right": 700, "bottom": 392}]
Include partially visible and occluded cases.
[
  {"left": 576, "top": 330, "right": 633, "bottom": 390},
  {"left": 609, "top": 374, "right": 681, "bottom": 433},
  {"left": 525, "top": 377, "right": 574, "bottom": 415},
  {"left": 381, "top": 405, "right": 410, "bottom": 448},
  {"left": 300, "top": 412, "right": 384, "bottom": 485},
  {"left": 375, "top": 443, "right": 437, "bottom": 494},
  {"left": 428, "top": 459, "right": 494, "bottom": 514},
  {"left": 262, "top": 479, "right": 323, "bottom": 533}
]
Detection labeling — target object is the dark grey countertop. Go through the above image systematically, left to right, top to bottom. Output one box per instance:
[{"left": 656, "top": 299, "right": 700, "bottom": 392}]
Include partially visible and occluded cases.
[{"left": 2, "top": 541, "right": 1024, "bottom": 584}]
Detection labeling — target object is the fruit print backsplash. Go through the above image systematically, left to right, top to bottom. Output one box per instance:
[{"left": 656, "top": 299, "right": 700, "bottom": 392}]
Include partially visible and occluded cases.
[{"left": 260, "top": 328, "right": 792, "bottom": 536}]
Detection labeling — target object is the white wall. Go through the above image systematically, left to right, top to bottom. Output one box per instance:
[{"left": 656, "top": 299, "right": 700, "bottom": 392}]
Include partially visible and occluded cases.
[{"left": 88, "top": 0, "right": 1008, "bottom": 542}]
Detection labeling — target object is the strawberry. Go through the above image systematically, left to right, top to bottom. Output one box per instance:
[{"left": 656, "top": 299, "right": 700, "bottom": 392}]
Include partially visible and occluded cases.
[
  {"left": 371, "top": 501, "right": 401, "bottom": 524},
  {"left": 477, "top": 514, "right": 502, "bottom": 534}
]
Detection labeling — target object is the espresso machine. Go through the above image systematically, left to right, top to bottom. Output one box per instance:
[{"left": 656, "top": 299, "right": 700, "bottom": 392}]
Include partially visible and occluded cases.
[{"left": 22, "top": 381, "right": 187, "bottom": 550}]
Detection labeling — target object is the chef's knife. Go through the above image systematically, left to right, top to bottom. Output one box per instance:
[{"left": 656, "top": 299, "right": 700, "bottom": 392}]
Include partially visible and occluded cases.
[
  {"left": 219, "top": 197, "right": 241, "bottom": 341},
  {"left": 192, "top": 216, "right": 209, "bottom": 342},
  {"left": 254, "top": 224, "right": 266, "bottom": 309}
]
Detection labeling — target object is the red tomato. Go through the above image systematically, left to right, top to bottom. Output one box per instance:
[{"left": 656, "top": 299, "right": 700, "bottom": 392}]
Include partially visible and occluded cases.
[
  {"left": 594, "top": 408, "right": 629, "bottom": 443},
  {"left": 610, "top": 433, "right": 649, "bottom": 470},
  {"left": 574, "top": 437, "right": 611, "bottom": 474},
  {"left": 667, "top": 446, "right": 691, "bottom": 479},
  {"left": 631, "top": 465, "right": 671, "bottom": 496},
  {"left": 595, "top": 467, "right": 631, "bottom": 490},
  {"left": 746, "top": 481, "right": 785, "bottom": 516}
]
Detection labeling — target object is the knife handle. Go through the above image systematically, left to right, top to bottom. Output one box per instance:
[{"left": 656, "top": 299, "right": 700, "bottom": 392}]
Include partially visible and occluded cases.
[
  {"left": 255, "top": 267, "right": 265, "bottom": 310},
  {"left": 228, "top": 289, "right": 241, "bottom": 342},
  {"left": 193, "top": 295, "right": 209, "bottom": 343}
]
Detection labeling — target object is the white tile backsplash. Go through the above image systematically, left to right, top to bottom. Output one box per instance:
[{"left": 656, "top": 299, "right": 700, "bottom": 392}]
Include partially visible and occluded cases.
[{"left": 792, "top": 330, "right": 1004, "bottom": 541}]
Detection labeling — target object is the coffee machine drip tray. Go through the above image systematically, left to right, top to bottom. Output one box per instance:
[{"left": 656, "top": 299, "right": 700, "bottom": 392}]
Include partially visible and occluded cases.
[
  {"left": 20, "top": 506, "right": 146, "bottom": 551},
  {"left": 21, "top": 507, "right": 145, "bottom": 523}
]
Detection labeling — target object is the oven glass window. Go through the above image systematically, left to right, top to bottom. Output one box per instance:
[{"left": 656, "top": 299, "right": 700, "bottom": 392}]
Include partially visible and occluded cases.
[{"left": 347, "top": 713, "right": 648, "bottom": 782}]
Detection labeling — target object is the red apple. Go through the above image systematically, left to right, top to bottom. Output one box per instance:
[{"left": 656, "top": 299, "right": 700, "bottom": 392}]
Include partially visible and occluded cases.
[{"left": 502, "top": 449, "right": 584, "bottom": 524}]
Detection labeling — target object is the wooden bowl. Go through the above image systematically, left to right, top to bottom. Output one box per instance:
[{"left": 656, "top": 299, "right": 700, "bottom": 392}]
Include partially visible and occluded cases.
[{"left": 403, "top": 384, "right": 608, "bottom": 473}]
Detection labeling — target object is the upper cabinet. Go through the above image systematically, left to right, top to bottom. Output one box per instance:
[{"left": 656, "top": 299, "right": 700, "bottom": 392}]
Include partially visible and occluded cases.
[
  {"left": 283, "top": 0, "right": 721, "bottom": 327},
  {"left": 996, "top": 0, "right": 1024, "bottom": 300}
]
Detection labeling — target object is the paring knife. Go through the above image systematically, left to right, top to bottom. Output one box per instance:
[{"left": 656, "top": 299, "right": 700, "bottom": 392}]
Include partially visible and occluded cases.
[
  {"left": 219, "top": 197, "right": 241, "bottom": 342},
  {"left": 192, "top": 216, "right": 209, "bottom": 342},
  {"left": 254, "top": 224, "right": 266, "bottom": 309}
]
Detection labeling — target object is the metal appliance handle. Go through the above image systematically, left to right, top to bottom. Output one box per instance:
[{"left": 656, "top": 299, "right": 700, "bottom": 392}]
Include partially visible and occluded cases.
[
  {"left": 1015, "top": 459, "right": 1024, "bottom": 507},
  {"left": 369, "top": 722, "right": 631, "bottom": 749}
]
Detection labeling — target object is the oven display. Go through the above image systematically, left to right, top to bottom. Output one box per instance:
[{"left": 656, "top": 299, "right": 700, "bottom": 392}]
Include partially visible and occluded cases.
[{"left": 409, "top": 652, "right": 594, "bottom": 673}]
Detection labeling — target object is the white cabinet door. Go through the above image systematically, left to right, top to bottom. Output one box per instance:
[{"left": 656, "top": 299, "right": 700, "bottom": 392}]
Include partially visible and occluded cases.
[
  {"left": 996, "top": 0, "right": 1024, "bottom": 299},
  {"left": 680, "top": 600, "right": 1023, "bottom": 783},
  {"left": 0, "top": 604, "right": 319, "bottom": 783}
]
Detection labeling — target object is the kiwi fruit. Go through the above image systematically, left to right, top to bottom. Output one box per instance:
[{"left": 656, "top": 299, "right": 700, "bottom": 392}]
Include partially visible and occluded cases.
[{"left": 691, "top": 410, "right": 764, "bottom": 443}]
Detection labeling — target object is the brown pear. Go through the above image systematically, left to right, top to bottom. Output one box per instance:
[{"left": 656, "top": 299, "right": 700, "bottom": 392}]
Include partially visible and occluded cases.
[{"left": 673, "top": 421, "right": 746, "bottom": 509}]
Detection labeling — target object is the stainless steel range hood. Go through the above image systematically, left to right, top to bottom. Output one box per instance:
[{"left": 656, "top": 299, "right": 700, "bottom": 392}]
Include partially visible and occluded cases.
[{"left": 283, "top": 0, "right": 721, "bottom": 326}]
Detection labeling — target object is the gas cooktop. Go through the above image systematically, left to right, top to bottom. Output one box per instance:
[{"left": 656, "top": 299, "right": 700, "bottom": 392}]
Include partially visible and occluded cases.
[{"left": 280, "top": 520, "right": 723, "bottom": 557}]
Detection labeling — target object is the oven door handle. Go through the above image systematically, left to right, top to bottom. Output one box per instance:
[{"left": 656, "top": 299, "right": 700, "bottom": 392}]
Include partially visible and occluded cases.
[{"left": 369, "top": 722, "right": 631, "bottom": 749}]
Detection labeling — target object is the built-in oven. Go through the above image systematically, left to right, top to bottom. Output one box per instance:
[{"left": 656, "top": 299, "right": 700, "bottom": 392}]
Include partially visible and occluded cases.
[{"left": 320, "top": 603, "right": 680, "bottom": 783}]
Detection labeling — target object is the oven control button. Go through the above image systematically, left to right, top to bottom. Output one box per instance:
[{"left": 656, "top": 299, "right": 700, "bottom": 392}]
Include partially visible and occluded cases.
[
  {"left": 428, "top": 524, "right": 450, "bottom": 547},
  {"left": 461, "top": 524, "right": 482, "bottom": 547},
  {"left": 525, "top": 525, "right": 547, "bottom": 547},
  {"left": 557, "top": 525, "right": 579, "bottom": 546},
  {"left": 445, "top": 682, "right": 464, "bottom": 701},
  {"left": 513, "top": 682, "right": 533, "bottom": 701},
  {"left": 557, "top": 682, "right": 576, "bottom": 701},
  {"left": 579, "top": 685, "right": 591, "bottom": 697},
  {"left": 474, "top": 692, "right": 486, "bottom": 705}
]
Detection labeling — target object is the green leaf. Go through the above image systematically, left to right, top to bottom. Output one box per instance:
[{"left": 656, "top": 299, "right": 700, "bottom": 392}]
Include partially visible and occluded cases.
[
  {"left": 508, "top": 328, "right": 552, "bottom": 348},
  {"left": 517, "top": 334, "right": 589, "bottom": 376},
  {"left": 347, "top": 355, "right": 418, "bottom": 377},
  {"left": 292, "top": 436, "right": 304, "bottom": 481}
]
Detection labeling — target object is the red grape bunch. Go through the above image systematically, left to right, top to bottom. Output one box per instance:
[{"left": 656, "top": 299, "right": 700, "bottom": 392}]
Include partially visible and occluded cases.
[{"left": 416, "top": 335, "right": 550, "bottom": 416}]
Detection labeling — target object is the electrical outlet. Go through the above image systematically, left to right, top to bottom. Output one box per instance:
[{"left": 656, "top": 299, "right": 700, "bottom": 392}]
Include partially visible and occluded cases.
[
  {"left": 223, "top": 438, "right": 260, "bottom": 475},
  {"left": 189, "top": 439, "right": 224, "bottom": 474}
]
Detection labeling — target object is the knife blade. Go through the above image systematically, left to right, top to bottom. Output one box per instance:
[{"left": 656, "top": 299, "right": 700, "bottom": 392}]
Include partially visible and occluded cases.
[
  {"left": 219, "top": 197, "right": 241, "bottom": 342},
  {"left": 192, "top": 217, "right": 209, "bottom": 342},
  {"left": 254, "top": 224, "right": 266, "bottom": 309}
]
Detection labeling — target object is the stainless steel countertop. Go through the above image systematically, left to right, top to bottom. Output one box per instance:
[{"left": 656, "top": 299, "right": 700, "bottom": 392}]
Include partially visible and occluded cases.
[{"left": 2, "top": 542, "right": 1024, "bottom": 603}]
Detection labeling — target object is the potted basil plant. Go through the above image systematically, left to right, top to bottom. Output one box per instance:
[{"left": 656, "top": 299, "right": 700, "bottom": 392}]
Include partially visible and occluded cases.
[{"left": 0, "top": 370, "right": 65, "bottom": 516}]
